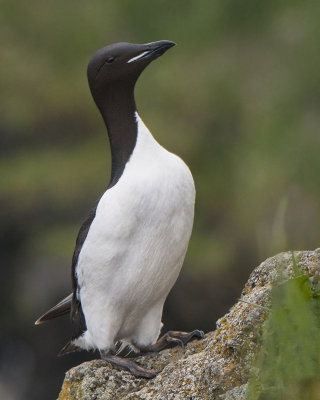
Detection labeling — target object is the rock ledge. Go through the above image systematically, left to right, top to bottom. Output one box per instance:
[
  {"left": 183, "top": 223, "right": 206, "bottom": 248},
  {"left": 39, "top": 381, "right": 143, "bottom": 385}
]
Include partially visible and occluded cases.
[{"left": 58, "top": 249, "right": 320, "bottom": 400}]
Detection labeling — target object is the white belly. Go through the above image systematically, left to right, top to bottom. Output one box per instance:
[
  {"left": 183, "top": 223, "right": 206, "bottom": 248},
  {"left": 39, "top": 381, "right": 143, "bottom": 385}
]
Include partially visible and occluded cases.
[{"left": 75, "top": 115, "right": 195, "bottom": 351}]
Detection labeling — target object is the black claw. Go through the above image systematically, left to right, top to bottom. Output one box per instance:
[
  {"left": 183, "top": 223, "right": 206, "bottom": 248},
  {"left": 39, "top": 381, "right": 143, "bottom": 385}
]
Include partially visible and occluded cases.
[{"left": 194, "top": 330, "right": 205, "bottom": 339}]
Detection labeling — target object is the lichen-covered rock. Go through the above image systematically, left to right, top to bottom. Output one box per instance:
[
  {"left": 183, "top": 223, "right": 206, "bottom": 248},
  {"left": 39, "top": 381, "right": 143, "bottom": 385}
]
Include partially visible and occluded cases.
[{"left": 58, "top": 249, "right": 320, "bottom": 400}]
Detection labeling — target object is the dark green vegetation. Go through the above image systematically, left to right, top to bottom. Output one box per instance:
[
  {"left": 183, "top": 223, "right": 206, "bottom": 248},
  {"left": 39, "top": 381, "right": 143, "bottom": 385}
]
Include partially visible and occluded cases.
[
  {"left": 1, "top": 1, "right": 320, "bottom": 399},
  {"left": 247, "top": 255, "right": 320, "bottom": 400}
]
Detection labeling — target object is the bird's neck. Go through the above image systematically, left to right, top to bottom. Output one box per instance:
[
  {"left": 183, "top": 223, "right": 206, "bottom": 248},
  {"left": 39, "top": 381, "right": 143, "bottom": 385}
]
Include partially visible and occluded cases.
[{"left": 96, "top": 86, "right": 138, "bottom": 188}]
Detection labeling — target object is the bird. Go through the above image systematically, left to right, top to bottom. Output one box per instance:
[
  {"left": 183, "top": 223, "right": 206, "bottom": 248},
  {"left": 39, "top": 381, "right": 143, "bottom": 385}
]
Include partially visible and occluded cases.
[{"left": 35, "top": 40, "right": 204, "bottom": 378}]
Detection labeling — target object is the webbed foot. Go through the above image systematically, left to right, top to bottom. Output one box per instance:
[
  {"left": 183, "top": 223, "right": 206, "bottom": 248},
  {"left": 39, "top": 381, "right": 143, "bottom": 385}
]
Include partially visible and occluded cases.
[
  {"left": 139, "top": 329, "right": 204, "bottom": 353},
  {"left": 100, "top": 351, "right": 157, "bottom": 379}
]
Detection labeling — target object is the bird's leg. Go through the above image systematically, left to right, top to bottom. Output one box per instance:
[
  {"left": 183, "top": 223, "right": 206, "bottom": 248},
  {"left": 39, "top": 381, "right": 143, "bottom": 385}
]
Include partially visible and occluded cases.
[
  {"left": 139, "top": 329, "right": 204, "bottom": 353},
  {"left": 100, "top": 350, "right": 157, "bottom": 379}
]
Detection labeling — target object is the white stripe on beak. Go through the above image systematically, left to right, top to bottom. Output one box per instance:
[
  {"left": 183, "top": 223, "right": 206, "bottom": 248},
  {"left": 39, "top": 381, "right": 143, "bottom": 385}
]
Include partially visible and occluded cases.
[{"left": 127, "top": 51, "right": 149, "bottom": 64}]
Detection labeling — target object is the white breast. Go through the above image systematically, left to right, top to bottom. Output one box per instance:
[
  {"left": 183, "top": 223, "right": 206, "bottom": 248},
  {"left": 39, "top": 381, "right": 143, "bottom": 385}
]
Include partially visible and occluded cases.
[{"left": 75, "top": 113, "right": 195, "bottom": 351}]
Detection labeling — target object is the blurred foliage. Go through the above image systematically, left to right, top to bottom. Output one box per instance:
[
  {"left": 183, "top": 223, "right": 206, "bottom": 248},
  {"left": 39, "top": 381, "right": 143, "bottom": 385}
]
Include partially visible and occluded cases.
[
  {"left": 1, "top": 0, "right": 320, "bottom": 273},
  {"left": 1, "top": 1, "right": 320, "bottom": 399},
  {"left": 2, "top": 1, "right": 320, "bottom": 277},
  {"left": 247, "top": 255, "right": 320, "bottom": 400}
]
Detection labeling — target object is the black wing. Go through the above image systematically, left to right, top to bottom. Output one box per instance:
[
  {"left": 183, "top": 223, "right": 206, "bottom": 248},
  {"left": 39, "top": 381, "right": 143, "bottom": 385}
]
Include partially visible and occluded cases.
[
  {"left": 34, "top": 203, "right": 98, "bottom": 337},
  {"left": 70, "top": 204, "right": 98, "bottom": 339}
]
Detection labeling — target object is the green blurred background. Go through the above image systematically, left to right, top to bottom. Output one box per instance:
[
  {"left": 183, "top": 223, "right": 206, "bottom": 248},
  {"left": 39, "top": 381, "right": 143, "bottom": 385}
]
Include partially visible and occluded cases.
[{"left": 1, "top": 0, "right": 320, "bottom": 398}]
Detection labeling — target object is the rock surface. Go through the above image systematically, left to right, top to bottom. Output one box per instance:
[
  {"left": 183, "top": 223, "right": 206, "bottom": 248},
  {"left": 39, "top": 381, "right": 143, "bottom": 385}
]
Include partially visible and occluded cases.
[{"left": 58, "top": 249, "right": 320, "bottom": 400}]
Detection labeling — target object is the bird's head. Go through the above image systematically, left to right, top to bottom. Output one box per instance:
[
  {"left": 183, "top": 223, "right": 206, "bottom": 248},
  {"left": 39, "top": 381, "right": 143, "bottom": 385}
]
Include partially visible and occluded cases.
[{"left": 87, "top": 40, "right": 176, "bottom": 98}]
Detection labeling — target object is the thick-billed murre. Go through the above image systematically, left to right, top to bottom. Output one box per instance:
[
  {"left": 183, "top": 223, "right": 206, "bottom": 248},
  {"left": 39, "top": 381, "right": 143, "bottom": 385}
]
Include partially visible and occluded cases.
[{"left": 35, "top": 40, "right": 204, "bottom": 378}]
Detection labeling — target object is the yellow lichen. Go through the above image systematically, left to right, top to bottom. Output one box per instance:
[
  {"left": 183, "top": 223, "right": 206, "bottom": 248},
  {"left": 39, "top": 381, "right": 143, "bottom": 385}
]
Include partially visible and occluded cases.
[
  {"left": 58, "top": 378, "right": 84, "bottom": 400},
  {"left": 58, "top": 380, "right": 72, "bottom": 400}
]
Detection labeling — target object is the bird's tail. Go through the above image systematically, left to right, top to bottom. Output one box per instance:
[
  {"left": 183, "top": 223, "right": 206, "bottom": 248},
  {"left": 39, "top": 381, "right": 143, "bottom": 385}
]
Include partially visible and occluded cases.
[
  {"left": 35, "top": 293, "right": 72, "bottom": 325},
  {"left": 58, "top": 340, "right": 82, "bottom": 357}
]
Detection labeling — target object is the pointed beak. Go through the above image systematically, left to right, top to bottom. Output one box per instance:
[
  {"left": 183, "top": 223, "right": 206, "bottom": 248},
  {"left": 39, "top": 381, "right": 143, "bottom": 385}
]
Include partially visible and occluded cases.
[{"left": 127, "top": 40, "right": 176, "bottom": 64}]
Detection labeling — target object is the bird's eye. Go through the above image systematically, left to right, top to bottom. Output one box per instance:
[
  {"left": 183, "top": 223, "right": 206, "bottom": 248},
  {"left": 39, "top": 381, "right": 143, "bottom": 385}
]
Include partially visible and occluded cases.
[{"left": 106, "top": 56, "right": 115, "bottom": 64}]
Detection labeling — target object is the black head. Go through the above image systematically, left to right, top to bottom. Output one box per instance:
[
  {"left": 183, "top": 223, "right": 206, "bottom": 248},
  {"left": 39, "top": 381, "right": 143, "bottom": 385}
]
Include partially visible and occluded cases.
[{"left": 87, "top": 40, "right": 175, "bottom": 99}]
